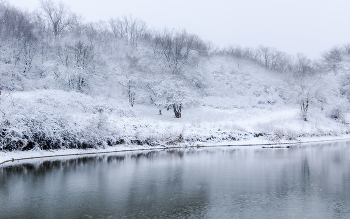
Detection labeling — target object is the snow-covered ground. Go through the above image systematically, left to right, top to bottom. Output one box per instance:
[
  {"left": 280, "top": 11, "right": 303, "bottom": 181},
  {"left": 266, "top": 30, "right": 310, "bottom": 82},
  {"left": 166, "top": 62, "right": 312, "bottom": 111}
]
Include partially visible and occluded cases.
[
  {"left": 1, "top": 88, "right": 350, "bottom": 166},
  {"left": 1, "top": 89, "right": 348, "bottom": 148}
]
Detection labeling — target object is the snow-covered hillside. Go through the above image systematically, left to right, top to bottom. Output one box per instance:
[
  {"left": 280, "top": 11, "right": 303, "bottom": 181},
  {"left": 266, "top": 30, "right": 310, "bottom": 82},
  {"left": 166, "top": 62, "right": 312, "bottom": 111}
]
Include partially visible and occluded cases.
[
  {"left": 1, "top": 1, "right": 350, "bottom": 151},
  {"left": 1, "top": 56, "right": 349, "bottom": 151}
]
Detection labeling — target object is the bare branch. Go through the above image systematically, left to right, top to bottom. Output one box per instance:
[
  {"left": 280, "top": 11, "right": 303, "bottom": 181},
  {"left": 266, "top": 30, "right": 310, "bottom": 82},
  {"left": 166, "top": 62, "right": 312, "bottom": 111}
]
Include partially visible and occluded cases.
[{"left": 39, "top": 0, "right": 76, "bottom": 37}]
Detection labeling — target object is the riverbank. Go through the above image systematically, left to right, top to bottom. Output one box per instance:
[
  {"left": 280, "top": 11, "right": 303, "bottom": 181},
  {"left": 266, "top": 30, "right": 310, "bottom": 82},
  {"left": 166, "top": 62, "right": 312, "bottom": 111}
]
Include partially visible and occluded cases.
[{"left": 2, "top": 134, "right": 350, "bottom": 167}]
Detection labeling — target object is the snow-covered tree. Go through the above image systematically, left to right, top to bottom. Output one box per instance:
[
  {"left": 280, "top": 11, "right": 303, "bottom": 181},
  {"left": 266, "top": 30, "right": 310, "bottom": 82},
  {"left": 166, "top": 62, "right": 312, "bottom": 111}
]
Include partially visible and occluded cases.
[
  {"left": 39, "top": 0, "right": 76, "bottom": 37},
  {"left": 109, "top": 15, "right": 147, "bottom": 47},
  {"left": 153, "top": 29, "right": 208, "bottom": 74},
  {"left": 293, "top": 72, "right": 323, "bottom": 121},
  {"left": 147, "top": 76, "right": 194, "bottom": 118},
  {"left": 147, "top": 82, "right": 169, "bottom": 115}
]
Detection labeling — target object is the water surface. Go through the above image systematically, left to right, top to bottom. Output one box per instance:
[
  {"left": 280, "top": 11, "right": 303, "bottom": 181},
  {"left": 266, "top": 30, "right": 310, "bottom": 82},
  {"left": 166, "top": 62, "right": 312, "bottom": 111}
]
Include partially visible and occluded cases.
[{"left": 1, "top": 142, "right": 350, "bottom": 218}]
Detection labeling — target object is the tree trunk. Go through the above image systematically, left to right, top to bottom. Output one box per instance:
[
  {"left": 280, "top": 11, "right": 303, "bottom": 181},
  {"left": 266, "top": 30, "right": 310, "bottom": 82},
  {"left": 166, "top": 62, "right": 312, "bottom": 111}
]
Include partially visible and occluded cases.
[{"left": 173, "top": 104, "right": 181, "bottom": 118}]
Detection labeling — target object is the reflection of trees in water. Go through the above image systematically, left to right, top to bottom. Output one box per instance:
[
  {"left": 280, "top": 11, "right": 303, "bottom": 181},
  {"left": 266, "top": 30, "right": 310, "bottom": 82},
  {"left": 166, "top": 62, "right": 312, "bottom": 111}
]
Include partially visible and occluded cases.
[
  {"left": 246, "top": 143, "right": 350, "bottom": 217},
  {"left": 271, "top": 144, "right": 350, "bottom": 217},
  {"left": 1, "top": 146, "right": 350, "bottom": 218},
  {"left": 0, "top": 148, "right": 211, "bottom": 217},
  {"left": 128, "top": 148, "right": 225, "bottom": 161},
  {"left": 124, "top": 149, "right": 209, "bottom": 218},
  {"left": 167, "top": 149, "right": 184, "bottom": 158},
  {"left": 1, "top": 150, "right": 193, "bottom": 190},
  {"left": 130, "top": 151, "right": 160, "bottom": 160},
  {"left": 332, "top": 152, "right": 342, "bottom": 165},
  {"left": 0, "top": 154, "right": 128, "bottom": 218},
  {"left": 0, "top": 155, "right": 126, "bottom": 192},
  {"left": 2, "top": 155, "right": 125, "bottom": 172},
  {"left": 301, "top": 157, "right": 311, "bottom": 193},
  {"left": 273, "top": 166, "right": 294, "bottom": 199},
  {"left": 329, "top": 168, "right": 350, "bottom": 218}
]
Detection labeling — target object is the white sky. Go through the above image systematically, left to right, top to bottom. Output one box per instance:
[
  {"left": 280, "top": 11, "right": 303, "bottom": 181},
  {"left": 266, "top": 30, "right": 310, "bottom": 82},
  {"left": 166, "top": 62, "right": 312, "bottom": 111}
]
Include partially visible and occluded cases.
[{"left": 9, "top": 0, "right": 350, "bottom": 59}]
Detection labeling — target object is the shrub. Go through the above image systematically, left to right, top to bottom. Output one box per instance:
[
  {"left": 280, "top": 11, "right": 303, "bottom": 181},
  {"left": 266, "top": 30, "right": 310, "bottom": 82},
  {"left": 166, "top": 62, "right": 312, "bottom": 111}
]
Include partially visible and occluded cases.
[
  {"left": 327, "top": 106, "right": 345, "bottom": 123},
  {"left": 273, "top": 128, "right": 284, "bottom": 142},
  {"left": 285, "top": 129, "right": 298, "bottom": 140}
]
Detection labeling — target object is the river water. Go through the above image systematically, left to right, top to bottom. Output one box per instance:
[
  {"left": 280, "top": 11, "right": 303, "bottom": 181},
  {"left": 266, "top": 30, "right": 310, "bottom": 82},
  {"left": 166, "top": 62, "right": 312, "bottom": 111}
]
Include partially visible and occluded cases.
[{"left": 1, "top": 142, "right": 350, "bottom": 218}]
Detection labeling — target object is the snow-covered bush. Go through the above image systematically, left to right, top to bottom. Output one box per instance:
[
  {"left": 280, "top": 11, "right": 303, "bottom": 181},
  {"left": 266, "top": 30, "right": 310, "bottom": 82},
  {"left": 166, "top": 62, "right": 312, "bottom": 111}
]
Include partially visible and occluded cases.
[
  {"left": 0, "top": 90, "right": 136, "bottom": 150},
  {"left": 327, "top": 106, "right": 346, "bottom": 123},
  {"left": 271, "top": 128, "right": 284, "bottom": 142},
  {"left": 285, "top": 129, "right": 298, "bottom": 140}
]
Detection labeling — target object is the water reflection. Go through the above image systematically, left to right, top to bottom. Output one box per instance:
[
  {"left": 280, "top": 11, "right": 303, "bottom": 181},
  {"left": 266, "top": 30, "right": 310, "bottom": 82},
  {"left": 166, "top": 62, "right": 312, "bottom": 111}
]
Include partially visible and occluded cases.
[{"left": 0, "top": 142, "right": 350, "bottom": 218}]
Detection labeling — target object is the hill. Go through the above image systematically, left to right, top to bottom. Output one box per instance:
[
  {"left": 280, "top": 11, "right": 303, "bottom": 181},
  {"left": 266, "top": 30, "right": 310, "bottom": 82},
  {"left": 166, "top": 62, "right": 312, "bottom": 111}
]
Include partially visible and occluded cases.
[{"left": 0, "top": 1, "right": 349, "bottom": 150}]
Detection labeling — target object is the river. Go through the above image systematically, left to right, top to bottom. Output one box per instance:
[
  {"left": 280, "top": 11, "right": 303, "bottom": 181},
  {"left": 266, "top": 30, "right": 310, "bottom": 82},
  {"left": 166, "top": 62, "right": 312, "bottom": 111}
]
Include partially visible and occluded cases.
[{"left": 1, "top": 141, "right": 350, "bottom": 218}]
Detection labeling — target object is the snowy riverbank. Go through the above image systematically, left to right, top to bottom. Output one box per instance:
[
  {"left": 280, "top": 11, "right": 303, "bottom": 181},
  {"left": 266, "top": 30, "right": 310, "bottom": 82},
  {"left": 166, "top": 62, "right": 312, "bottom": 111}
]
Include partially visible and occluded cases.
[{"left": 2, "top": 135, "right": 350, "bottom": 167}]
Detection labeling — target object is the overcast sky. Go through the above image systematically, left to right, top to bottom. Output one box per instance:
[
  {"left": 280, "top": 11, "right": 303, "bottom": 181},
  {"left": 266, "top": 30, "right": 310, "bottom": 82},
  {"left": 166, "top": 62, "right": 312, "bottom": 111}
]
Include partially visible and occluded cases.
[{"left": 9, "top": 0, "right": 350, "bottom": 59}]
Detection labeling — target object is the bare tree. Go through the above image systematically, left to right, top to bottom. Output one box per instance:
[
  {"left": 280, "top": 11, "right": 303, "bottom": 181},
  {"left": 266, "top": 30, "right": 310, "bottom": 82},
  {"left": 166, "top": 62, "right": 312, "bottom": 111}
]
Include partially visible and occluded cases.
[
  {"left": 39, "top": 0, "right": 76, "bottom": 37},
  {"left": 0, "top": 3, "right": 37, "bottom": 80},
  {"left": 0, "top": 4, "right": 34, "bottom": 41},
  {"left": 109, "top": 16, "right": 147, "bottom": 46},
  {"left": 91, "top": 21, "right": 113, "bottom": 51},
  {"left": 84, "top": 22, "right": 99, "bottom": 44},
  {"left": 154, "top": 29, "right": 207, "bottom": 74},
  {"left": 22, "top": 39, "right": 37, "bottom": 75},
  {"left": 54, "top": 40, "right": 95, "bottom": 91},
  {"left": 72, "top": 41, "right": 94, "bottom": 90},
  {"left": 73, "top": 41, "right": 94, "bottom": 70},
  {"left": 57, "top": 42, "right": 71, "bottom": 68},
  {"left": 219, "top": 45, "right": 293, "bottom": 73},
  {"left": 226, "top": 45, "right": 243, "bottom": 58},
  {"left": 258, "top": 46, "right": 271, "bottom": 69},
  {"left": 322, "top": 47, "right": 343, "bottom": 71},
  {"left": 269, "top": 50, "right": 292, "bottom": 72},
  {"left": 295, "top": 53, "right": 314, "bottom": 75},
  {"left": 123, "top": 54, "right": 140, "bottom": 107},
  {"left": 293, "top": 70, "right": 322, "bottom": 121},
  {"left": 127, "top": 79, "right": 135, "bottom": 107},
  {"left": 298, "top": 79, "right": 311, "bottom": 121},
  {"left": 147, "top": 81, "right": 169, "bottom": 115},
  {"left": 173, "top": 103, "right": 181, "bottom": 118}
]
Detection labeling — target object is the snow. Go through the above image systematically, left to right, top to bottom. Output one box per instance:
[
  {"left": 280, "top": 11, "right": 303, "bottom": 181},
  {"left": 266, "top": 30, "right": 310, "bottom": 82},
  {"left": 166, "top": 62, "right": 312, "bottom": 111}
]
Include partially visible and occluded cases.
[{"left": 2, "top": 134, "right": 350, "bottom": 167}]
